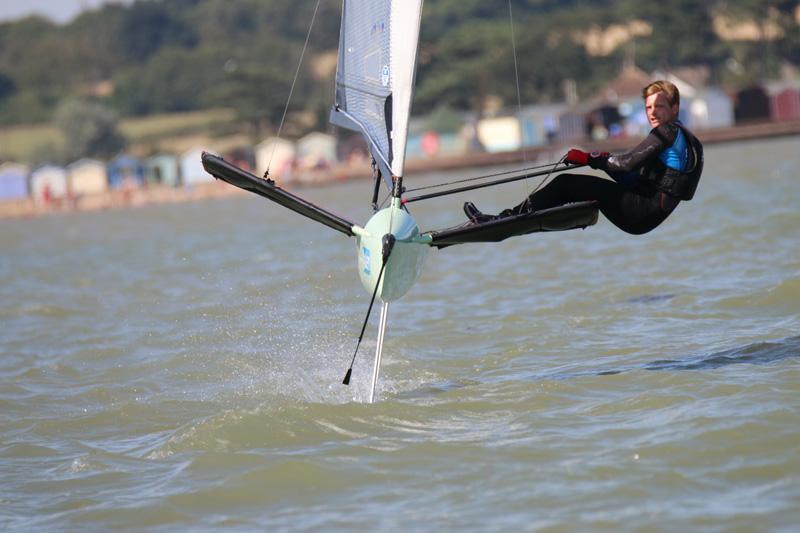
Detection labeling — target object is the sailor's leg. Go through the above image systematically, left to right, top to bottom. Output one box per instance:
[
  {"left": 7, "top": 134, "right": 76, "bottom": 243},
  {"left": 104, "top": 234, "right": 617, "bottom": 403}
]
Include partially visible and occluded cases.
[
  {"left": 464, "top": 173, "right": 621, "bottom": 223},
  {"left": 514, "top": 173, "right": 620, "bottom": 214},
  {"left": 523, "top": 174, "right": 677, "bottom": 234}
]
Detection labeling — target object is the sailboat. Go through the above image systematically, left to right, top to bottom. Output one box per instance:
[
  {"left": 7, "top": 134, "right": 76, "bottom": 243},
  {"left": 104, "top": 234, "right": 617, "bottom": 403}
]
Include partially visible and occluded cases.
[{"left": 201, "top": 0, "right": 599, "bottom": 402}]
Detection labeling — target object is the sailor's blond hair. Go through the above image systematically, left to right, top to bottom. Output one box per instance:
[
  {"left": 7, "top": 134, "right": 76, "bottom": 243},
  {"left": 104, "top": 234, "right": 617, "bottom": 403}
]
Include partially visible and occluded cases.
[{"left": 642, "top": 80, "right": 680, "bottom": 108}]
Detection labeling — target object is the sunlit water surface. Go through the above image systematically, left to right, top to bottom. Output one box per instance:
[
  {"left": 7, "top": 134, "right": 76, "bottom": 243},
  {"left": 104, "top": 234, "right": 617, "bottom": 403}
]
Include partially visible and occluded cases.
[{"left": 2, "top": 137, "right": 799, "bottom": 530}]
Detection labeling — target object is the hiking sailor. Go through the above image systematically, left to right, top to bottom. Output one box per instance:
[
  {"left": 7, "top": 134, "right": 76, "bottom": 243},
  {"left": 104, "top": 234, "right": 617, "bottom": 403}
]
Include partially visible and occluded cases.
[{"left": 464, "top": 80, "right": 704, "bottom": 235}]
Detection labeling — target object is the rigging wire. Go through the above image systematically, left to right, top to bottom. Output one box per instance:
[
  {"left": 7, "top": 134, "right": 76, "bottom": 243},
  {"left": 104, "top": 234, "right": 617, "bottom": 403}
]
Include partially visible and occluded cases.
[
  {"left": 266, "top": 0, "right": 323, "bottom": 177},
  {"left": 507, "top": 0, "right": 544, "bottom": 202},
  {"left": 508, "top": 0, "right": 526, "bottom": 165},
  {"left": 403, "top": 158, "right": 581, "bottom": 204},
  {"left": 404, "top": 160, "right": 566, "bottom": 193}
]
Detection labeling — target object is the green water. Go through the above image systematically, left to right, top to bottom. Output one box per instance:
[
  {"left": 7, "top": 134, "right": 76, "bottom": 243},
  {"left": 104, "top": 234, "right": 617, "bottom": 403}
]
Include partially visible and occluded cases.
[{"left": 2, "top": 137, "right": 799, "bottom": 530}]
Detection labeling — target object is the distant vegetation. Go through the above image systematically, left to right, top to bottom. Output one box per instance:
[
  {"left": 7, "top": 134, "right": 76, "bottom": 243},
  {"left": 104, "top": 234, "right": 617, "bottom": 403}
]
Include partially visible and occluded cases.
[{"left": 0, "top": 0, "right": 797, "bottom": 148}]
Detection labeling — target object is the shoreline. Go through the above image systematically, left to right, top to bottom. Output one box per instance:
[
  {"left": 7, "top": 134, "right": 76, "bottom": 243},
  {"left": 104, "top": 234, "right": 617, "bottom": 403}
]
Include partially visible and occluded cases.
[
  {"left": 405, "top": 118, "right": 800, "bottom": 173},
  {"left": 2, "top": 119, "right": 799, "bottom": 220},
  {"left": 0, "top": 182, "right": 246, "bottom": 220}
]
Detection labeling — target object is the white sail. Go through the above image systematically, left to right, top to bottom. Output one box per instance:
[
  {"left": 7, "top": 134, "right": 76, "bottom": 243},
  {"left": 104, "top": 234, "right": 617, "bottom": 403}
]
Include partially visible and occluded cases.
[{"left": 330, "top": 0, "right": 424, "bottom": 181}]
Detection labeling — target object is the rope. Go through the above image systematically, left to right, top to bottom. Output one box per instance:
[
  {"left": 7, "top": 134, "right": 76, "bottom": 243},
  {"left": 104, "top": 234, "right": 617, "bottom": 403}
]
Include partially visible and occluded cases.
[
  {"left": 266, "top": 0, "right": 323, "bottom": 176},
  {"left": 516, "top": 155, "right": 567, "bottom": 212},
  {"left": 531, "top": 156, "right": 566, "bottom": 195}
]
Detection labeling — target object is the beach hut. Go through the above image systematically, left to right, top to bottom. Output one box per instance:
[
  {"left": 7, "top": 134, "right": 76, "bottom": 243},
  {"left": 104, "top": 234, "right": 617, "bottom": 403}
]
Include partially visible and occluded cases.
[
  {"left": 598, "top": 64, "right": 653, "bottom": 107},
  {"left": 767, "top": 84, "right": 800, "bottom": 122},
  {"left": 734, "top": 86, "right": 771, "bottom": 124},
  {"left": 687, "top": 88, "right": 735, "bottom": 130},
  {"left": 617, "top": 99, "right": 650, "bottom": 136},
  {"left": 518, "top": 104, "right": 567, "bottom": 147},
  {"left": 556, "top": 104, "right": 590, "bottom": 144},
  {"left": 459, "top": 116, "right": 484, "bottom": 153},
  {"left": 476, "top": 116, "right": 521, "bottom": 153},
  {"left": 404, "top": 117, "right": 428, "bottom": 160},
  {"left": 406, "top": 130, "right": 444, "bottom": 159},
  {"left": 421, "top": 131, "right": 440, "bottom": 157},
  {"left": 297, "top": 132, "right": 337, "bottom": 168},
  {"left": 405, "top": 132, "right": 424, "bottom": 160},
  {"left": 436, "top": 132, "right": 467, "bottom": 157},
  {"left": 336, "top": 134, "right": 368, "bottom": 164},
  {"left": 255, "top": 137, "right": 296, "bottom": 182},
  {"left": 223, "top": 146, "right": 256, "bottom": 172},
  {"left": 179, "top": 147, "right": 213, "bottom": 186},
  {"left": 107, "top": 154, "right": 145, "bottom": 189},
  {"left": 144, "top": 154, "right": 180, "bottom": 187},
  {"left": 67, "top": 158, "right": 107, "bottom": 196},
  {"left": 0, "top": 163, "right": 29, "bottom": 201},
  {"left": 30, "top": 165, "right": 68, "bottom": 203}
]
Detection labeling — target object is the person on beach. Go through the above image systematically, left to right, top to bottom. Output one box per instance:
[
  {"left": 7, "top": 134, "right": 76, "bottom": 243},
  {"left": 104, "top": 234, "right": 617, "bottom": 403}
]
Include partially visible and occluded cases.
[{"left": 463, "top": 80, "right": 704, "bottom": 235}]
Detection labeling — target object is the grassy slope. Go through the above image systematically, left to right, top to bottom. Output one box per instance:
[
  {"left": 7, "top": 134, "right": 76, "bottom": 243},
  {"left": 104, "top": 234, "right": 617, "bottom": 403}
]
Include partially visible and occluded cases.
[{"left": 0, "top": 108, "right": 240, "bottom": 164}]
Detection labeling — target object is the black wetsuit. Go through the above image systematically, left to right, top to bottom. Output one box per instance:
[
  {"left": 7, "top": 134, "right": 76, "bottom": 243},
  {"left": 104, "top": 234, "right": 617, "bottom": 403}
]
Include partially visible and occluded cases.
[{"left": 504, "top": 121, "right": 703, "bottom": 235}]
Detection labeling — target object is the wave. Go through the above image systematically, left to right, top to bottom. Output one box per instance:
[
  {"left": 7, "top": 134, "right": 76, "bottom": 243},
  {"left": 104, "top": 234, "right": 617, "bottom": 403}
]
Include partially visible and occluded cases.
[
  {"left": 593, "top": 335, "right": 800, "bottom": 376},
  {"left": 643, "top": 335, "right": 800, "bottom": 372}
]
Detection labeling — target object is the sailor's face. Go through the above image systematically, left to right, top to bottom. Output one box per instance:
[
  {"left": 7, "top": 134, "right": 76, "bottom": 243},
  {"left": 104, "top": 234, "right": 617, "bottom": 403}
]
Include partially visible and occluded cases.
[{"left": 645, "top": 91, "right": 678, "bottom": 128}]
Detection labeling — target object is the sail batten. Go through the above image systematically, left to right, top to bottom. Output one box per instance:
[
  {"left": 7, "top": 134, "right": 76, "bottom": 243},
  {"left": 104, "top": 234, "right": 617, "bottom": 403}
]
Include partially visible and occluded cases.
[{"left": 331, "top": 0, "right": 423, "bottom": 181}]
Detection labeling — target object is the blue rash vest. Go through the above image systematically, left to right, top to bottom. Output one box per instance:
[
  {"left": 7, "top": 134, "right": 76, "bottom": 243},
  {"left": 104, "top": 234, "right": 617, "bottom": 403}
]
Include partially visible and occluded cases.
[{"left": 659, "top": 126, "right": 688, "bottom": 171}]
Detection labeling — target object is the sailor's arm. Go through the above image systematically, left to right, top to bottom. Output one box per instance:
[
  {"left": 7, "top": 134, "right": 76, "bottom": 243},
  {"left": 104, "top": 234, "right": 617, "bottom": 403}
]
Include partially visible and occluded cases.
[{"left": 597, "top": 123, "right": 679, "bottom": 173}]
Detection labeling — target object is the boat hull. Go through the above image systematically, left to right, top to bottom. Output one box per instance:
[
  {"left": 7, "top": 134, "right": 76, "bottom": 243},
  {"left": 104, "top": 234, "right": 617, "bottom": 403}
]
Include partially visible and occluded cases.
[{"left": 357, "top": 201, "right": 428, "bottom": 302}]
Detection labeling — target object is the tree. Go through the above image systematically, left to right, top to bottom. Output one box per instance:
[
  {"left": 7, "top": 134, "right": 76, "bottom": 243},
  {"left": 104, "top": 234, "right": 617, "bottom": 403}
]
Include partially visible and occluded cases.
[
  {"left": 623, "top": 0, "right": 721, "bottom": 69},
  {"left": 720, "top": 0, "right": 799, "bottom": 79},
  {"left": 117, "top": 2, "right": 197, "bottom": 63},
  {"left": 416, "top": 21, "right": 517, "bottom": 113},
  {"left": 113, "top": 46, "right": 230, "bottom": 115},
  {"left": 213, "top": 63, "right": 293, "bottom": 135},
  {"left": 0, "top": 71, "right": 15, "bottom": 102},
  {"left": 54, "top": 98, "right": 126, "bottom": 162}
]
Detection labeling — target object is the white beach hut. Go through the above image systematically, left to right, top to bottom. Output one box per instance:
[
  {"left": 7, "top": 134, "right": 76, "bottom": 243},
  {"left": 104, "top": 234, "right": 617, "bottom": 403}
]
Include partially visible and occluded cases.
[
  {"left": 687, "top": 88, "right": 735, "bottom": 130},
  {"left": 476, "top": 116, "right": 522, "bottom": 153},
  {"left": 296, "top": 132, "right": 337, "bottom": 168},
  {"left": 255, "top": 137, "right": 296, "bottom": 182},
  {"left": 180, "top": 147, "right": 213, "bottom": 186},
  {"left": 68, "top": 158, "right": 108, "bottom": 196},
  {"left": 30, "top": 165, "right": 68, "bottom": 202}
]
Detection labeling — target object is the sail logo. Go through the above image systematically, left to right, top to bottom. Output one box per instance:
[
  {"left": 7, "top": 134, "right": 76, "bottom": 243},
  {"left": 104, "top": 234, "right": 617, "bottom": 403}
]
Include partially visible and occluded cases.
[{"left": 361, "top": 246, "right": 371, "bottom": 276}]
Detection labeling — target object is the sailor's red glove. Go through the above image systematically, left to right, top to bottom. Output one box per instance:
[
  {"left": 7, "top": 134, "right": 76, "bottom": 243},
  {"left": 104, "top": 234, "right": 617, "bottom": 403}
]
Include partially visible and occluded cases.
[
  {"left": 565, "top": 148, "right": 590, "bottom": 165},
  {"left": 565, "top": 149, "right": 610, "bottom": 168}
]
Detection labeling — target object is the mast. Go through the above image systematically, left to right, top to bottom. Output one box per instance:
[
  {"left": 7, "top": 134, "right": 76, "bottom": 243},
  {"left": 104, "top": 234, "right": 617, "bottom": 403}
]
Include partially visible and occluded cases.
[{"left": 388, "top": 1, "right": 423, "bottom": 180}]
